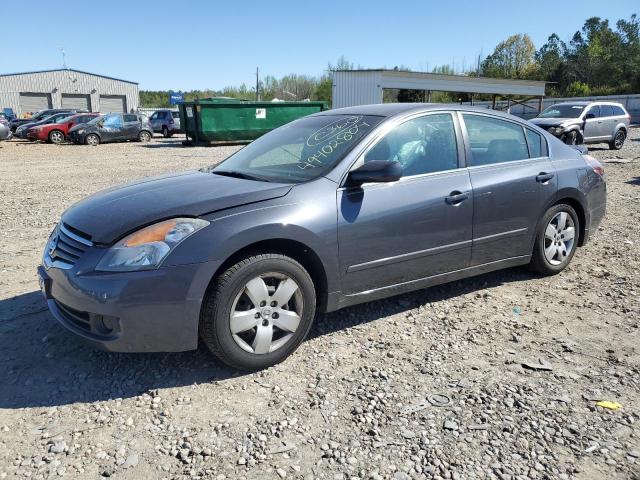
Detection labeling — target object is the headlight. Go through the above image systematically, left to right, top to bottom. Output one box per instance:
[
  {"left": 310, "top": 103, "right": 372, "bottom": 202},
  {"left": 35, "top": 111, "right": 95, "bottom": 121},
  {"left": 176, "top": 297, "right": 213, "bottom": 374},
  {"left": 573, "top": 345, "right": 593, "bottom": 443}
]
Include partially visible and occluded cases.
[
  {"left": 550, "top": 126, "right": 564, "bottom": 135},
  {"left": 77, "top": 128, "right": 85, "bottom": 135},
  {"left": 96, "top": 218, "right": 209, "bottom": 272}
]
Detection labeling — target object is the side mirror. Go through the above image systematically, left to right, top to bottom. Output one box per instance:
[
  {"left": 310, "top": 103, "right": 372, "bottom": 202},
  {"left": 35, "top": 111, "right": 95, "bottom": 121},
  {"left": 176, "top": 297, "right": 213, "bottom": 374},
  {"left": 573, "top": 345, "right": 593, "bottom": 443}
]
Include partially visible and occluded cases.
[
  {"left": 585, "top": 113, "right": 596, "bottom": 120},
  {"left": 348, "top": 160, "right": 402, "bottom": 186}
]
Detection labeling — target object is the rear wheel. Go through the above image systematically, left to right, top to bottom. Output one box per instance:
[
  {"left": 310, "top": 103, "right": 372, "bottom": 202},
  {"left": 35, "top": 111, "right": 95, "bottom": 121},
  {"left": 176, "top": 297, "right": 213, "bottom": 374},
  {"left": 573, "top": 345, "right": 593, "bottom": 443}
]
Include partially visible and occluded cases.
[
  {"left": 162, "top": 126, "right": 170, "bottom": 138},
  {"left": 609, "top": 129, "right": 626, "bottom": 150},
  {"left": 48, "top": 130, "right": 64, "bottom": 144},
  {"left": 138, "top": 131, "right": 151, "bottom": 142},
  {"left": 85, "top": 134, "right": 100, "bottom": 146},
  {"left": 529, "top": 204, "right": 579, "bottom": 275},
  {"left": 200, "top": 253, "right": 316, "bottom": 370}
]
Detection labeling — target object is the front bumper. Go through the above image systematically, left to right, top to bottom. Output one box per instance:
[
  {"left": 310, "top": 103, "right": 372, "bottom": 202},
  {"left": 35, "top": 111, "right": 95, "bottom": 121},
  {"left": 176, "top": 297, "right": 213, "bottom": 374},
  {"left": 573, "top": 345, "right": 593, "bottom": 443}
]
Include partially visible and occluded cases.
[
  {"left": 68, "top": 131, "right": 86, "bottom": 144},
  {"left": 38, "top": 258, "right": 221, "bottom": 352}
]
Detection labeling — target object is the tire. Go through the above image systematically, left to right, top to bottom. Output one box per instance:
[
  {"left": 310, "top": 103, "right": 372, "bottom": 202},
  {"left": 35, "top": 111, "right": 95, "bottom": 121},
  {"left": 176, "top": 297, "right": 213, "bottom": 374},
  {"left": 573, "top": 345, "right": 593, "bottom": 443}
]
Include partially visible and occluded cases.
[
  {"left": 162, "top": 126, "right": 170, "bottom": 138},
  {"left": 609, "top": 129, "right": 626, "bottom": 150},
  {"left": 48, "top": 130, "right": 65, "bottom": 144},
  {"left": 138, "top": 130, "right": 151, "bottom": 142},
  {"left": 562, "top": 130, "right": 578, "bottom": 145},
  {"left": 85, "top": 134, "right": 100, "bottom": 146},
  {"left": 529, "top": 203, "right": 580, "bottom": 276},
  {"left": 200, "top": 253, "right": 317, "bottom": 370}
]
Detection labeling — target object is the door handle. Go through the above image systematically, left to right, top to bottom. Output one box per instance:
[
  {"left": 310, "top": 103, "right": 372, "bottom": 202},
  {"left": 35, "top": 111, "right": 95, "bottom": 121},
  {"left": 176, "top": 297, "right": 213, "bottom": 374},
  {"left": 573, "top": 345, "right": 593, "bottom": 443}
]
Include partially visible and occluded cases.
[
  {"left": 536, "top": 172, "right": 555, "bottom": 183},
  {"left": 445, "top": 191, "right": 469, "bottom": 205}
]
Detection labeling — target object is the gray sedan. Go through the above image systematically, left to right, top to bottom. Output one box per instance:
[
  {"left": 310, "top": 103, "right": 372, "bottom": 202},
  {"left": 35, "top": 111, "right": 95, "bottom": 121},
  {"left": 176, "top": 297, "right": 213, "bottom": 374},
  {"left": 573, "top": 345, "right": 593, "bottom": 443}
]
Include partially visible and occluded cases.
[{"left": 39, "top": 104, "right": 606, "bottom": 370}]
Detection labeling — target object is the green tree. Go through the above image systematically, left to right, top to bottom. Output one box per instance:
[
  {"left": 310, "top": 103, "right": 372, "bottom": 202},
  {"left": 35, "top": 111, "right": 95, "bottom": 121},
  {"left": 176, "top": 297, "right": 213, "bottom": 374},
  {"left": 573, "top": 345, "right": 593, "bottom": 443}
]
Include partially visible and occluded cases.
[{"left": 481, "top": 34, "right": 538, "bottom": 79}]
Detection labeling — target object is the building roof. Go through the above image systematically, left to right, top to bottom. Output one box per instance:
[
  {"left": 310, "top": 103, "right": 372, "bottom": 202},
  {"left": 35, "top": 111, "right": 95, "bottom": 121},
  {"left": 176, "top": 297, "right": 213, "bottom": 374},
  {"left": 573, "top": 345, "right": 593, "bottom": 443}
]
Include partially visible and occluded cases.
[
  {"left": 0, "top": 68, "right": 138, "bottom": 85},
  {"left": 333, "top": 69, "right": 547, "bottom": 97}
]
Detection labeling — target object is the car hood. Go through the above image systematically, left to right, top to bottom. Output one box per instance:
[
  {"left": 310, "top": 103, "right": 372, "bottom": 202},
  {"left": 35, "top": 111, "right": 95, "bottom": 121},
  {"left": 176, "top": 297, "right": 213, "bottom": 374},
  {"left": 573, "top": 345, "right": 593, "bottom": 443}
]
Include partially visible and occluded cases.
[
  {"left": 530, "top": 117, "right": 580, "bottom": 128},
  {"left": 62, "top": 171, "right": 293, "bottom": 244}
]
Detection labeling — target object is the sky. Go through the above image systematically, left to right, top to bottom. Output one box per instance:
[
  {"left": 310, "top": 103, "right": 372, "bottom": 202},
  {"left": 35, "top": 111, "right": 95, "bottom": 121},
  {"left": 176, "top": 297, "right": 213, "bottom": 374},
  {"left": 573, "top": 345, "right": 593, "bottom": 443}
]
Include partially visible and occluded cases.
[{"left": 3, "top": 0, "right": 638, "bottom": 91}]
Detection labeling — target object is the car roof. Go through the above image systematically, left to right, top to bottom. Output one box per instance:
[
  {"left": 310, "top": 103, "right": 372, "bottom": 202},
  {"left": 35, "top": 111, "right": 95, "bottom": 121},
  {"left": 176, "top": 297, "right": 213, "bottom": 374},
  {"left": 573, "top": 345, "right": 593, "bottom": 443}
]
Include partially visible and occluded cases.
[{"left": 313, "top": 103, "right": 529, "bottom": 122}]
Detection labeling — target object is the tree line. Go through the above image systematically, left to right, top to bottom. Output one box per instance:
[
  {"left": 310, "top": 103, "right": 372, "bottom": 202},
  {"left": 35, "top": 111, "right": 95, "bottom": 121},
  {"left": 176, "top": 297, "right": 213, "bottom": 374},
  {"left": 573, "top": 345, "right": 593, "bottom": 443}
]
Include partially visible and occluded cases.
[{"left": 140, "top": 14, "right": 638, "bottom": 108}]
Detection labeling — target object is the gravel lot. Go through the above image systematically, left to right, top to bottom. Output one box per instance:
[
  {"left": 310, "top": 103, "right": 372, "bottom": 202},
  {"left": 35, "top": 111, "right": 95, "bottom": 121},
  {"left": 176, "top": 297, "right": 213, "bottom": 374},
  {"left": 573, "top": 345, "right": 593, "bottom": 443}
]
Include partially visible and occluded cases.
[{"left": 0, "top": 131, "right": 639, "bottom": 480}]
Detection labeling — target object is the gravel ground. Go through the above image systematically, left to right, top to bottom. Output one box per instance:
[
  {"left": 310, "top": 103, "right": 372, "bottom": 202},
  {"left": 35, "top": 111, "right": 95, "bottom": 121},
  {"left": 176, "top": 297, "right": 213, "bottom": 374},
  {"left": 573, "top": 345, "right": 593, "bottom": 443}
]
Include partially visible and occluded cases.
[{"left": 0, "top": 131, "right": 639, "bottom": 480}]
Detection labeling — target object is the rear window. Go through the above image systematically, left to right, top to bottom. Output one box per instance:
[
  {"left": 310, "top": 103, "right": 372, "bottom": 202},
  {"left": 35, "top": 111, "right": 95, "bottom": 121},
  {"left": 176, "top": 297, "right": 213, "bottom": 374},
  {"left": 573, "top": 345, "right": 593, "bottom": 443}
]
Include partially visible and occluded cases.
[{"left": 171, "top": 112, "right": 180, "bottom": 118}]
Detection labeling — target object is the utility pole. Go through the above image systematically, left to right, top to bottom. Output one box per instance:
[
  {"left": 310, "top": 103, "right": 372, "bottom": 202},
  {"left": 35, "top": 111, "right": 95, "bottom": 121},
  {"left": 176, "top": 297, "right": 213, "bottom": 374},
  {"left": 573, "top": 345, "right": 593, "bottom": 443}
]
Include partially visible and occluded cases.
[
  {"left": 61, "top": 48, "right": 67, "bottom": 69},
  {"left": 256, "top": 67, "right": 260, "bottom": 101}
]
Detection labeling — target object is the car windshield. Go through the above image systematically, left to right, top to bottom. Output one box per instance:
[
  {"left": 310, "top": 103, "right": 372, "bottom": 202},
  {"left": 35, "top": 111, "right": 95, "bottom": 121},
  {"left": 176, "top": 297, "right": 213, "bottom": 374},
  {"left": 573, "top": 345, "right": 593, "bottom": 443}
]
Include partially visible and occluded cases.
[
  {"left": 539, "top": 104, "right": 586, "bottom": 118},
  {"left": 207, "top": 114, "right": 382, "bottom": 183},
  {"left": 86, "top": 116, "right": 103, "bottom": 125}
]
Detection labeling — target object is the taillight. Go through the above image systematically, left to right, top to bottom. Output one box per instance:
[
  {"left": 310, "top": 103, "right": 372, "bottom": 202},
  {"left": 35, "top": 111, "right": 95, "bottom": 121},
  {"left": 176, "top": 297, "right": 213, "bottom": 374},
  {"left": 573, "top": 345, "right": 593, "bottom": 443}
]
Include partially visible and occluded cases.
[
  {"left": 169, "top": 119, "right": 174, "bottom": 124},
  {"left": 584, "top": 154, "right": 604, "bottom": 177}
]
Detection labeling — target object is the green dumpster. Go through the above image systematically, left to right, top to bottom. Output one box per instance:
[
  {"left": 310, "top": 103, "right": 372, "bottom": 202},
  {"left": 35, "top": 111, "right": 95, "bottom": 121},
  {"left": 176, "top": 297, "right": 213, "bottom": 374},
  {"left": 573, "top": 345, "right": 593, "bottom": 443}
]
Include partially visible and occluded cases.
[{"left": 179, "top": 97, "right": 326, "bottom": 145}]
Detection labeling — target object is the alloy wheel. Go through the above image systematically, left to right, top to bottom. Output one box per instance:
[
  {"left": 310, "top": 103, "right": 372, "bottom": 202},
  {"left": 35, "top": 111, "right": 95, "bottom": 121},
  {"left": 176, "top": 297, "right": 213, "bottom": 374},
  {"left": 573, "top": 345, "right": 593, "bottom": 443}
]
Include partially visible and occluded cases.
[
  {"left": 50, "top": 131, "right": 64, "bottom": 143},
  {"left": 614, "top": 131, "right": 625, "bottom": 149},
  {"left": 139, "top": 132, "right": 151, "bottom": 142},
  {"left": 86, "top": 134, "right": 99, "bottom": 146},
  {"left": 543, "top": 211, "right": 576, "bottom": 266},
  {"left": 230, "top": 273, "right": 303, "bottom": 355}
]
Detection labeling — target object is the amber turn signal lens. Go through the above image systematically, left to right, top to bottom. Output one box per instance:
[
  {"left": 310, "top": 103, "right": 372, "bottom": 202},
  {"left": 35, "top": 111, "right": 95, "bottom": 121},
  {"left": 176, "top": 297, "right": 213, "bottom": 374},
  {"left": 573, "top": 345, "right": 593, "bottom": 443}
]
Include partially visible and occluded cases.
[{"left": 123, "top": 220, "right": 177, "bottom": 247}]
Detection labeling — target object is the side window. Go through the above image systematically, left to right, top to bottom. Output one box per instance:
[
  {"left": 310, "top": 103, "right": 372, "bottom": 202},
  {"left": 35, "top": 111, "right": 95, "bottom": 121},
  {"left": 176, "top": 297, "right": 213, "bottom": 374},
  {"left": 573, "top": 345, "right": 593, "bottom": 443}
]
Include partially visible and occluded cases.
[
  {"left": 600, "top": 105, "right": 614, "bottom": 117},
  {"left": 611, "top": 105, "right": 625, "bottom": 116},
  {"left": 586, "top": 106, "right": 600, "bottom": 118},
  {"left": 150, "top": 112, "right": 158, "bottom": 120},
  {"left": 171, "top": 112, "right": 180, "bottom": 119},
  {"left": 364, "top": 113, "right": 458, "bottom": 177},
  {"left": 123, "top": 114, "right": 138, "bottom": 123},
  {"left": 462, "top": 114, "right": 529, "bottom": 166},
  {"left": 103, "top": 115, "right": 122, "bottom": 128},
  {"left": 525, "top": 129, "right": 544, "bottom": 158}
]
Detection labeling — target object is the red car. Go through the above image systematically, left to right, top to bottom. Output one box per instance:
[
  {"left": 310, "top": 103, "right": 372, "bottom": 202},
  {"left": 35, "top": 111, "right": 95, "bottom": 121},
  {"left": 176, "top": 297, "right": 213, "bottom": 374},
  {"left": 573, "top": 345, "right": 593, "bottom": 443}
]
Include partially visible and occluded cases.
[{"left": 27, "top": 113, "right": 101, "bottom": 144}]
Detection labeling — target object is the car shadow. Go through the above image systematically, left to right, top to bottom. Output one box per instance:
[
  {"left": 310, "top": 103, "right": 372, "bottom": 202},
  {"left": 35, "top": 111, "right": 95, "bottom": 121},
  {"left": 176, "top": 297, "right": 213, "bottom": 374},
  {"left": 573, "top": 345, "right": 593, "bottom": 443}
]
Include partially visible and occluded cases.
[
  {"left": 142, "top": 141, "right": 187, "bottom": 148},
  {"left": 626, "top": 176, "right": 640, "bottom": 186},
  {"left": 0, "top": 266, "right": 534, "bottom": 409}
]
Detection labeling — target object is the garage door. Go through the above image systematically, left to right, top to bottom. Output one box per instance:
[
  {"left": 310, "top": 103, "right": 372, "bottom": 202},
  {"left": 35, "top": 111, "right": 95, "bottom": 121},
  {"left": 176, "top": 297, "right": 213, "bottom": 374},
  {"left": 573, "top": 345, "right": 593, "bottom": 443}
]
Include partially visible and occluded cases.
[
  {"left": 19, "top": 93, "right": 52, "bottom": 114},
  {"left": 61, "top": 94, "right": 91, "bottom": 111},
  {"left": 99, "top": 95, "right": 126, "bottom": 113}
]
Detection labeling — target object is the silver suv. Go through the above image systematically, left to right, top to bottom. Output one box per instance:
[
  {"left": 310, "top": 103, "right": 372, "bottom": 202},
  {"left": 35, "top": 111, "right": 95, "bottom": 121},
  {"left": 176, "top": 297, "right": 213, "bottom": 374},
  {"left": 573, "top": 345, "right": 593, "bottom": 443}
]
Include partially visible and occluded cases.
[
  {"left": 531, "top": 101, "right": 631, "bottom": 150},
  {"left": 149, "top": 109, "right": 181, "bottom": 138}
]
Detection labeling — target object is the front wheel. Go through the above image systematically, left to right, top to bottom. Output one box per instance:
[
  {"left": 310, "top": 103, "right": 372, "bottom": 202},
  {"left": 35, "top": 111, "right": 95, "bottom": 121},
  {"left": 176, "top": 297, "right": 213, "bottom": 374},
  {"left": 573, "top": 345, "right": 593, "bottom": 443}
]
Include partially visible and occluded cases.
[
  {"left": 609, "top": 129, "right": 626, "bottom": 150},
  {"left": 138, "top": 131, "right": 151, "bottom": 142},
  {"left": 85, "top": 134, "right": 100, "bottom": 146},
  {"left": 529, "top": 204, "right": 580, "bottom": 275},
  {"left": 200, "top": 254, "right": 316, "bottom": 370}
]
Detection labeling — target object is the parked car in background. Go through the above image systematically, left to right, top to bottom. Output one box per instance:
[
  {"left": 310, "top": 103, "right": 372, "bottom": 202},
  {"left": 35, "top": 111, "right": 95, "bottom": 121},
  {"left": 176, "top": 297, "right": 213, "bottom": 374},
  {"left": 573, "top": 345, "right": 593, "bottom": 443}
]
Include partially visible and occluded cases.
[
  {"left": 530, "top": 101, "right": 630, "bottom": 150},
  {"left": 39, "top": 104, "right": 606, "bottom": 370},
  {"left": 2, "top": 108, "right": 16, "bottom": 122},
  {"left": 9, "top": 108, "right": 84, "bottom": 133},
  {"left": 150, "top": 109, "right": 181, "bottom": 137},
  {"left": 16, "top": 111, "right": 86, "bottom": 139},
  {"left": 27, "top": 113, "right": 101, "bottom": 143},
  {"left": 68, "top": 113, "right": 153, "bottom": 145},
  {"left": 0, "top": 123, "right": 11, "bottom": 141}
]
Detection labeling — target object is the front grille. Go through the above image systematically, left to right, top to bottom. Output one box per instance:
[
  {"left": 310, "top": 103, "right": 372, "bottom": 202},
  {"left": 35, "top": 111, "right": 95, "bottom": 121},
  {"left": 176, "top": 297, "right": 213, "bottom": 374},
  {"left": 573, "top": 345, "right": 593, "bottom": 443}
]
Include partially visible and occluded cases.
[{"left": 47, "top": 223, "right": 93, "bottom": 269}]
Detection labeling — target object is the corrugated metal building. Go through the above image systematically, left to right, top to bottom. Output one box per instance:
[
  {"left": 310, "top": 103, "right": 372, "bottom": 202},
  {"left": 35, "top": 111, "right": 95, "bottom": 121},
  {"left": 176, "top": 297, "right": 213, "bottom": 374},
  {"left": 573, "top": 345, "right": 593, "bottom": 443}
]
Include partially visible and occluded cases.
[
  {"left": 0, "top": 69, "right": 139, "bottom": 115},
  {"left": 332, "top": 70, "right": 547, "bottom": 108}
]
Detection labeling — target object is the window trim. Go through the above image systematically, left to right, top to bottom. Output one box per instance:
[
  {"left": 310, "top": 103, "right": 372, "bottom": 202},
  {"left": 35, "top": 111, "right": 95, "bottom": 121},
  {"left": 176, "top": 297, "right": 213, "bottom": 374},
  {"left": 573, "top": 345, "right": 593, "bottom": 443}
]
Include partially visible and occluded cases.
[
  {"left": 339, "top": 110, "right": 465, "bottom": 188},
  {"left": 457, "top": 111, "right": 549, "bottom": 168}
]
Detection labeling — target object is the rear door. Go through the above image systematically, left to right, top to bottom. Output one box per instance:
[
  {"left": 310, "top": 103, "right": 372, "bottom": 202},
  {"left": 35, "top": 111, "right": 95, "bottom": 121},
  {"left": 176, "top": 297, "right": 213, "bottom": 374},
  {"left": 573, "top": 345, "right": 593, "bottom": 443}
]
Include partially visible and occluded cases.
[
  {"left": 583, "top": 105, "right": 607, "bottom": 141},
  {"left": 599, "top": 105, "right": 616, "bottom": 140},
  {"left": 337, "top": 112, "right": 473, "bottom": 294},
  {"left": 460, "top": 113, "right": 557, "bottom": 266},
  {"left": 122, "top": 114, "right": 141, "bottom": 139}
]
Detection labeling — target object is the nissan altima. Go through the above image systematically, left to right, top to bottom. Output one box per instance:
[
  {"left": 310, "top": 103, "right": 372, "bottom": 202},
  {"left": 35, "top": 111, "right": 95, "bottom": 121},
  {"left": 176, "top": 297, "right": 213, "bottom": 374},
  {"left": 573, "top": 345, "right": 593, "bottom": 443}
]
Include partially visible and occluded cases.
[{"left": 39, "top": 104, "right": 606, "bottom": 370}]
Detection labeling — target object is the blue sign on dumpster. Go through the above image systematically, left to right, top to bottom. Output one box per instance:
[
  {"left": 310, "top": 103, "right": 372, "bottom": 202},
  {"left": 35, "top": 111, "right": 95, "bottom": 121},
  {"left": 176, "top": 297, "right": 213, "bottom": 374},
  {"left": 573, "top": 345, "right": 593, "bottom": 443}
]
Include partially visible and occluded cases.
[{"left": 169, "top": 91, "right": 184, "bottom": 105}]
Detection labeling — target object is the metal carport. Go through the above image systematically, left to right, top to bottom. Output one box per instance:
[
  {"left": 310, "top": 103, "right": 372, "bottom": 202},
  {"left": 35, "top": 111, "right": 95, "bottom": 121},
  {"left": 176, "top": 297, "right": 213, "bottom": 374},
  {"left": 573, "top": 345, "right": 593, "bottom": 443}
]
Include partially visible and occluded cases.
[{"left": 332, "top": 69, "right": 548, "bottom": 113}]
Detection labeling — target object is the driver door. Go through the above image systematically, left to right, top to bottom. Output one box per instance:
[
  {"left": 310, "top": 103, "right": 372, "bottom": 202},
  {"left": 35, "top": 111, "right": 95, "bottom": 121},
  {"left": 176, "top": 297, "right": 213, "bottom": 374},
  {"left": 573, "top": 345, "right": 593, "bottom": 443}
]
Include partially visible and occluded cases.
[
  {"left": 583, "top": 105, "right": 606, "bottom": 141},
  {"left": 337, "top": 112, "right": 473, "bottom": 295},
  {"left": 100, "top": 114, "right": 124, "bottom": 142}
]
